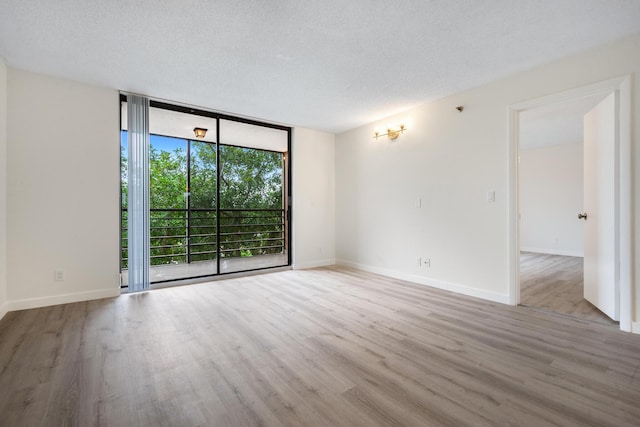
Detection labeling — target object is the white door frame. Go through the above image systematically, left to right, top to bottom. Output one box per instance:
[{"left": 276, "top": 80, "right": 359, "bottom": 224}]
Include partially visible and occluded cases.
[{"left": 507, "top": 75, "right": 632, "bottom": 332}]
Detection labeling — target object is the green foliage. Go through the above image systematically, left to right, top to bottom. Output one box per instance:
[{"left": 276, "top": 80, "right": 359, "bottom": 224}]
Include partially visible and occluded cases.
[
  {"left": 121, "top": 135, "right": 285, "bottom": 269},
  {"left": 190, "top": 141, "right": 217, "bottom": 209},
  {"left": 120, "top": 144, "right": 128, "bottom": 208},
  {"left": 219, "top": 145, "right": 283, "bottom": 209},
  {"left": 150, "top": 146, "right": 187, "bottom": 209}
]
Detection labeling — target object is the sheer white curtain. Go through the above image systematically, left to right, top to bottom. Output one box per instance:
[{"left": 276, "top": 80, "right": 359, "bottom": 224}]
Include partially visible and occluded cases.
[{"left": 127, "top": 94, "right": 150, "bottom": 291}]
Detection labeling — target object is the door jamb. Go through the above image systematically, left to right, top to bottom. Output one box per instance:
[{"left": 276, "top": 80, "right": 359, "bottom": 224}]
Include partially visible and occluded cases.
[{"left": 507, "top": 75, "right": 632, "bottom": 332}]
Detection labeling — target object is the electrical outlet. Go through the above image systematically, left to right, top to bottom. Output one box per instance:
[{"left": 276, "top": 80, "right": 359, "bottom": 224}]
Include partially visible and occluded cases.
[
  {"left": 423, "top": 258, "right": 431, "bottom": 268},
  {"left": 54, "top": 270, "right": 65, "bottom": 282}
]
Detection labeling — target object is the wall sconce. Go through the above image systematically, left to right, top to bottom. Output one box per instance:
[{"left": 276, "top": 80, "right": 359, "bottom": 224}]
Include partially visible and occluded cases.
[
  {"left": 374, "top": 124, "right": 406, "bottom": 140},
  {"left": 193, "top": 127, "right": 208, "bottom": 138}
]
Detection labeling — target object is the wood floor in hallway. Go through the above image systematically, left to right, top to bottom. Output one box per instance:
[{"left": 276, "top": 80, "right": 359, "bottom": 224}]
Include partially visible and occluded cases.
[
  {"left": 519, "top": 251, "right": 616, "bottom": 326},
  {"left": 1, "top": 266, "right": 639, "bottom": 426}
]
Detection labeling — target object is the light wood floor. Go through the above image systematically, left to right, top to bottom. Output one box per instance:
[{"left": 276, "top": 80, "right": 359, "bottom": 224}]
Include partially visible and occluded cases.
[
  {"left": 520, "top": 252, "right": 616, "bottom": 326},
  {"left": 1, "top": 267, "right": 639, "bottom": 426}
]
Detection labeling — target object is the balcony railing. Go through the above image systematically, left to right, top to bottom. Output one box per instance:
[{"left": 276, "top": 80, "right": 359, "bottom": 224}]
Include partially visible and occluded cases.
[{"left": 121, "top": 208, "right": 285, "bottom": 269}]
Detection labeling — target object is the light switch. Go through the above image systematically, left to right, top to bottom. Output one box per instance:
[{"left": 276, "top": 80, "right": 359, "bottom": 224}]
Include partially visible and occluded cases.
[{"left": 486, "top": 191, "right": 495, "bottom": 203}]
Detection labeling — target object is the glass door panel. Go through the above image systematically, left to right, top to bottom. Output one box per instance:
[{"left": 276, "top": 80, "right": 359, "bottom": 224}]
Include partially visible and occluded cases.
[
  {"left": 148, "top": 135, "right": 188, "bottom": 282},
  {"left": 187, "top": 141, "right": 218, "bottom": 275},
  {"left": 218, "top": 145, "right": 286, "bottom": 273}
]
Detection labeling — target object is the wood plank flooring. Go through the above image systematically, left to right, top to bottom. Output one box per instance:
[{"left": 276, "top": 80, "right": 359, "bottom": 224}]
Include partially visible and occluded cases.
[
  {"left": 520, "top": 252, "right": 616, "bottom": 326},
  {"left": 1, "top": 266, "right": 639, "bottom": 426}
]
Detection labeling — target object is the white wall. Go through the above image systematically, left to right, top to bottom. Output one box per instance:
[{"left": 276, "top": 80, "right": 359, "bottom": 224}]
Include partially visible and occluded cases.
[
  {"left": 336, "top": 34, "right": 640, "bottom": 319},
  {"left": 0, "top": 58, "right": 7, "bottom": 319},
  {"left": 7, "top": 69, "right": 121, "bottom": 308},
  {"left": 336, "top": 99, "right": 509, "bottom": 303},
  {"left": 292, "top": 127, "right": 335, "bottom": 268},
  {"left": 519, "top": 143, "right": 584, "bottom": 256}
]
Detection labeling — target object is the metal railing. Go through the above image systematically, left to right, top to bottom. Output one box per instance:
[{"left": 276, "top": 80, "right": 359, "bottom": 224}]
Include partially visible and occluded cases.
[{"left": 121, "top": 208, "right": 285, "bottom": 268}]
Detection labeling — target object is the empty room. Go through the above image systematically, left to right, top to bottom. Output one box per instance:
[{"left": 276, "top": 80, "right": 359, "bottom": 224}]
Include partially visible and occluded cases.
[{"left": 1, "top": 1, "right": 640, "bottom": 426}]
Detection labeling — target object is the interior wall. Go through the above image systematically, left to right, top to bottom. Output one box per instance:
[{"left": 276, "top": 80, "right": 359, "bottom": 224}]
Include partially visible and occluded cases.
[
  {"left": 335, "top": 34, "right": 640, "bottom": 319},
  {"left": 0, "top": 58, "right": 7, "bottom": 319},
  {"left": 7, "top": 69, "right": 121, "bottom": 307},
  {"left": 336, "top": 98, "right": 509, "bottom": 303},
  {"left": 292, "top": 127, "right": 336, "bottom": 268},
  {"left": 519, "top": 143, "right": 584, "bottom": 256}
]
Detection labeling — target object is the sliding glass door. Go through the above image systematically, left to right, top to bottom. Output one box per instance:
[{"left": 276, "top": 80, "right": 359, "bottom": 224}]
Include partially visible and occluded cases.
[{"left": 120, "top": 97, "right": 290, "bottom": 287}]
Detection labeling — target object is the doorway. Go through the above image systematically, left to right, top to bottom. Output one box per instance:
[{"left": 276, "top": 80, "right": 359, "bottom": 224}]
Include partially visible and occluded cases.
[
  {"left": 508, "top": 76, "right": 632, "bottom": 332},
  {"left": 517, "top": 94, "right": 615, "bottom": 324}
]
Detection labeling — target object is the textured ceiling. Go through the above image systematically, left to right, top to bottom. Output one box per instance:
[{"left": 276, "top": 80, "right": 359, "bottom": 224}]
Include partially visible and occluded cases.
[{"left": 1, "top": 1, "right": 639, "bottom": 133}]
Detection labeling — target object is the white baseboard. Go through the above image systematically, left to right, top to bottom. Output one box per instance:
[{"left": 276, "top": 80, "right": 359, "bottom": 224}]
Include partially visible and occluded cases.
[
  {"left": 520, "top": 247, "right": 583, "bottom": 257},
  {"left": 293, "top": 258, "right": 336, "bottom": 270},
  {"left": 336, "top": 259, "right": 510, "bottom": 305},
  {"left": 7, "top": 288, "right": 121, "bottom": 312},
  {"left": 0, "top": 301, "right": 8, "bottom": 321},
  {"left": 632, "top": 322, "right": 640, "bottom": 335}
]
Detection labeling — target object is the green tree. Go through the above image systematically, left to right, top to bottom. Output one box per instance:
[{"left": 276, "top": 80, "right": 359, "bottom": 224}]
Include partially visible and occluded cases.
[
  {"left": 121, "top": 136, "right": 284, "bottom": 268},
  {"left": 149, "top": 145, "right": 188, "bottom": 265},
  {"left": 218, "top": 145, "right": 283, "bottom": 258},
  {"left": 219, "top": 145, "right": 282, "bottom": 209}
]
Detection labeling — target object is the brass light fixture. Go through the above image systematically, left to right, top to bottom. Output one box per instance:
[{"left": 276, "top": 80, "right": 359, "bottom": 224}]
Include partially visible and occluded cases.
[
  {"left": 374, "top": 124, "right": 406, "bottom": 140},
  {"left": 193, "top": 127, "right": 208, "bottom": 138}
]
